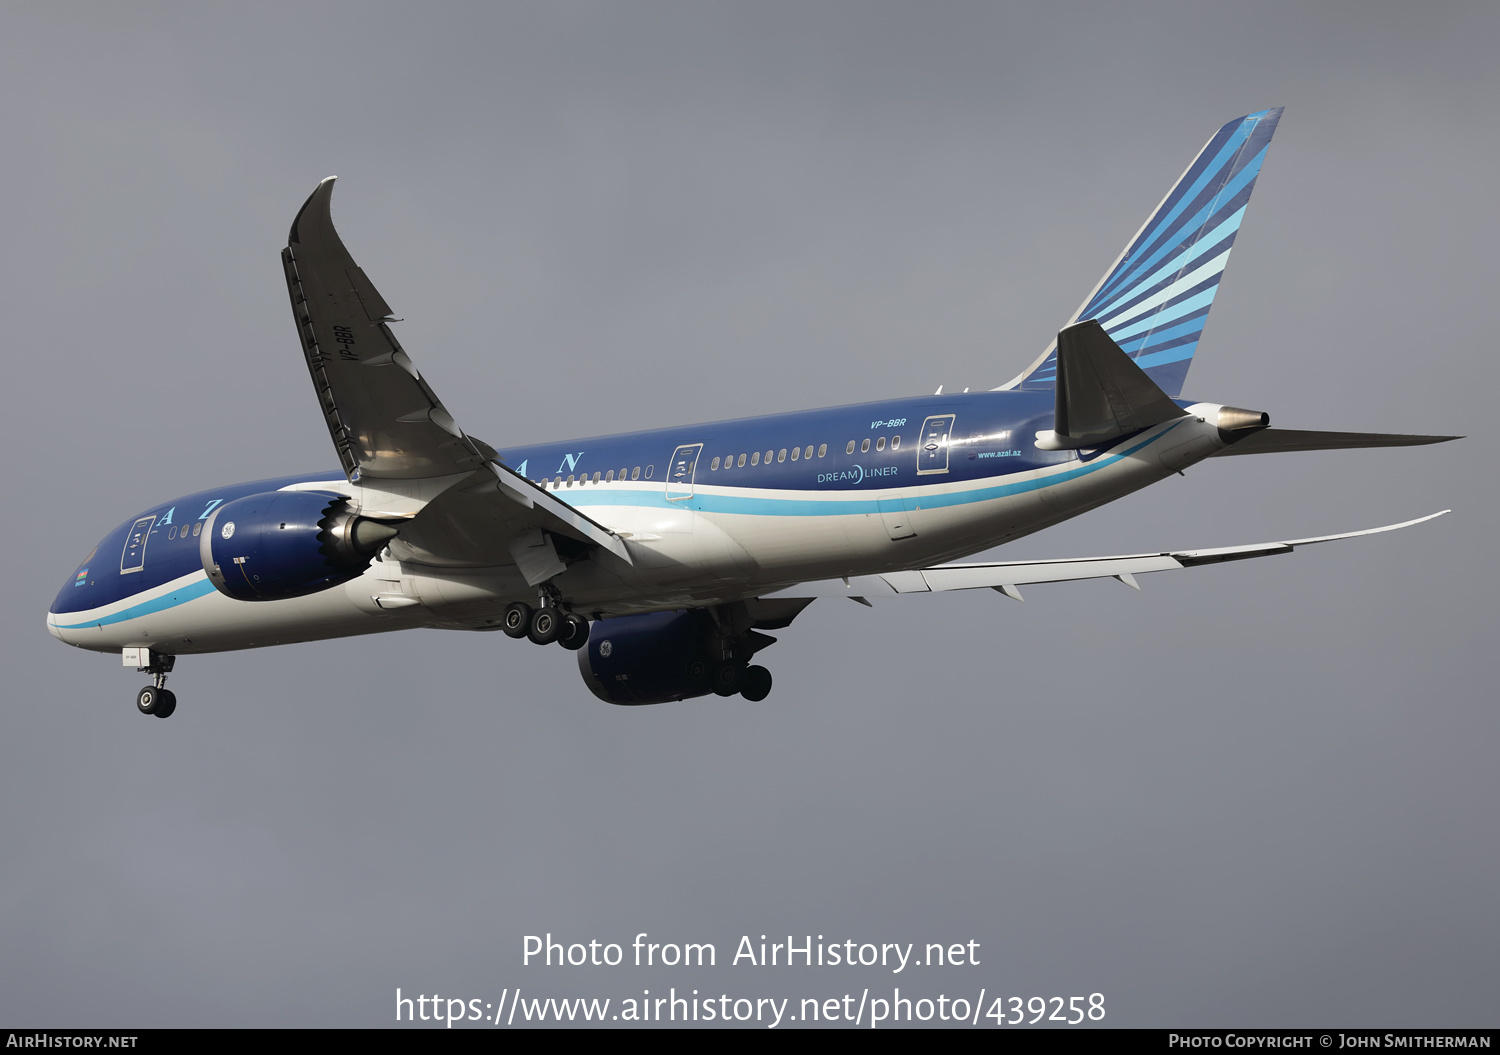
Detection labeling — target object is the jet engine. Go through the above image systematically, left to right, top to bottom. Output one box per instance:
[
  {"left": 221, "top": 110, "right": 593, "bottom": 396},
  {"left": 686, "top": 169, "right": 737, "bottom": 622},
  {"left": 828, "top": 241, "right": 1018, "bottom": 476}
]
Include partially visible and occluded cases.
[
  {"left": 200, "top": 490, "right": 397, "bottom": 602},
  {"left": 577, "top": 603, "right": 799, "bottom": 704},
  {"left": 577, "top": 610, "right": 718, "bottom": 705}
]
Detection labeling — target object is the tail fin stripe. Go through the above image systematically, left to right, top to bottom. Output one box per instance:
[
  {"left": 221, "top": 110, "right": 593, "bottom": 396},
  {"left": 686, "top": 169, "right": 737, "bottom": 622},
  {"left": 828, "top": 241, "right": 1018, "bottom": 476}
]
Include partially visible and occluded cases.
[
  {"left": 1089, "top": 122, "right": 1259, "bottom": 306},
  {"left": 1085, "top": 143, "right": 1265, "bottom": 320},
  {"left": 1092, "top": 145, "right": 1265, "bottom": 311},
  {"left": 1103, "top": 150, "right": 1266, "bottom": 310},
  {"left": 1087, "top": 206, "right": 1246, "bottom": 323},
  {"left": 1100, "top": 250, "right": 1232, "bottom": 332},
  {"left": 1024, "top": 281, "right": 1217, "bottom": 386},
  {"left": 1107, "top": 282, "right": 1221, "bottom": 342},
  {"left": 1112, "top": 310, "right": 1211, "bottom": 356},
  {"left": 1133, "top": 343, "right": 1200, "bottom": 372}
]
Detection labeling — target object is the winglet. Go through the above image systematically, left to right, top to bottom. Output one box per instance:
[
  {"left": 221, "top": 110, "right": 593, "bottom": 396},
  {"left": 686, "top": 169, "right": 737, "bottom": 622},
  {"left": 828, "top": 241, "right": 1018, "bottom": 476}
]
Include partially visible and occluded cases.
[{"left": 288, "top": 176, "right": 338, "bottom": 246}]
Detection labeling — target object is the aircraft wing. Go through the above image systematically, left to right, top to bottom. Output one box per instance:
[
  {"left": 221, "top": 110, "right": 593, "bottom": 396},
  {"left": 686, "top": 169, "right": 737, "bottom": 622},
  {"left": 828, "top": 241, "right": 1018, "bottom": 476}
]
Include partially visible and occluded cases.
[
  {"left": 282, "top": 177, "right": 630, "bottom": 569},
  {"left": 283, "top": 177, "right": 498, "bottom": 482},
  {"left": 1213, "top": 428, "right": 1459, "bottom": 456},
  {"left": 764, "top": 511, "right": 1448, "bottom": 603}
]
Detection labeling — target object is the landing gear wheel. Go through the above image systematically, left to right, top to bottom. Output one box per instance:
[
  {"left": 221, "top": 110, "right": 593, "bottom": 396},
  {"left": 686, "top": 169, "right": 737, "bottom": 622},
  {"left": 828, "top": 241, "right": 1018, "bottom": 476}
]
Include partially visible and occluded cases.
[
  {"left": 501, "top": 601, "right": 533, "bottom": 639},
  {"left": 527, "top": 607, "right": 562, "bottom": 645},
  {"left": 557, "top": 613, "right": 590, "bottom": 651},
  {"left": 711, "top": 661, "right": 745, "bottom": 697},
  {"left": 740, "top": 665, "right": 772, "bottom": 702},
  {"left": 136, "top": 686, "right": 171, "bottom": 716}
]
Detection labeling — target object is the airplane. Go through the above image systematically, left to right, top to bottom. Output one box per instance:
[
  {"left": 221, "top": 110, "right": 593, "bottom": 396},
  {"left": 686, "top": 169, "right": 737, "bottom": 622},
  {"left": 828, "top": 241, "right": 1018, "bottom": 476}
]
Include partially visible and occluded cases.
[{"left": 47, "top": 108, "right": 1456, "bottom": 719}]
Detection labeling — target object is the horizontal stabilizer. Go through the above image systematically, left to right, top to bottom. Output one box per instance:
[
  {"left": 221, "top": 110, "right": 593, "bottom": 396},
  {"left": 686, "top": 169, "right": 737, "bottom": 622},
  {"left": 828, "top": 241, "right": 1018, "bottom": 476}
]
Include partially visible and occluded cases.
[
  {"left": 1039, "top": 320, "right": 1187, "bottom": 449},
  {"left": 1213, "top": 428, "right": 1460, "bottom": 456},
  {"left": 765, "top": 511, "right": 1449, "bottom": 602}
]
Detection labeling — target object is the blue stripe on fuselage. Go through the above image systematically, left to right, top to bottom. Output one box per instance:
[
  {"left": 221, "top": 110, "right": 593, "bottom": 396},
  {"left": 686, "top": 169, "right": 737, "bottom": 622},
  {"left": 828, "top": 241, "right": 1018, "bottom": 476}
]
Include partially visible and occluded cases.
[
  {"left": 556, "top": 420, "right": 1182, "bottom": 517},
  {"left": 50, "top": 576, "right": 219, "bottom": 630}
]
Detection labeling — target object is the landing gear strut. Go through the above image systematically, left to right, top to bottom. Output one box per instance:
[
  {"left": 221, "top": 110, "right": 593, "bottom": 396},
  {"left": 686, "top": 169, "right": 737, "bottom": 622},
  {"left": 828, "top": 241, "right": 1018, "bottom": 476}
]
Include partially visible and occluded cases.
[
  {"left": 704, "top": 603, "right": 779, "bottom": 702},
  {"left": 133, "top": 652, "right": 177, "bottom": 718}
]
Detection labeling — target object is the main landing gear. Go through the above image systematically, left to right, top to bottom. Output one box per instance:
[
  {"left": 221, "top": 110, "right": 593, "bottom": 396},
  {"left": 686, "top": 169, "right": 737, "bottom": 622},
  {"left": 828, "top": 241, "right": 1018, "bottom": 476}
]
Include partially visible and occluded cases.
[
  {"left": 501, "top": 596, "right": 589, "bottom": 652},
  {"left": 132, "top": 651, "right": 177, "bottom": 718},
  {"left": 709, "top": 661, "right": 773, "bottom": 702}
]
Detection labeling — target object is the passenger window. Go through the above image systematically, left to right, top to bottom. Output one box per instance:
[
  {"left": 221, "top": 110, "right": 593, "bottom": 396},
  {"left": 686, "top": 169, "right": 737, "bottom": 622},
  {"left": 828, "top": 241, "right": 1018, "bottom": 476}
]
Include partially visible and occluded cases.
[
  {"left": 891, "top": 435, "right": 901, "bottom": 450},
  {"left": 876, "top": 436, "right": 886, "bottom": 451},
  {"left": 861, "top": 438, "right": 871, "bottom": 453},
  {"left": 846, "top": 440, "right": 855, "bottom": 454},
  {"left": 818, "top": 444, "right": 827, "bottom": 457},
  {"left": 790, "top": 447, "right": 800, "bottom": 461},
  {"left": 778, "top": 449, "right": 787, "bottom": 462},
  {"left": 764, "top": 450, "right": 773, "bottom": 464},
  {"left": 751, "top": 452, "right": 760, "bottom": 466},
  {"left": 737, "top": 454, "right": 746, "bottom": 467},
  {"left": 711, "top": 457, "right": 721, "bottom": 470},
  {"left": 645, "top": 466, "right": 654, "bottom": 479},
  {"left": 631, "top": 467, "right": 640, "bottom": 481},
  {"left": 606, "top": 470, "right": 615, "bottom": 482},
  {"left": 593, "top": 472, "right": 601, "bottom": 484},
  {"left": 566, "top": 475, "right": 575, "bottom": 486},
  {"left": 193, "top": 523, "right": 202, "bottom": 537},
  {"left": 167, "top": 526, "right": 177, "bottom": 540}
]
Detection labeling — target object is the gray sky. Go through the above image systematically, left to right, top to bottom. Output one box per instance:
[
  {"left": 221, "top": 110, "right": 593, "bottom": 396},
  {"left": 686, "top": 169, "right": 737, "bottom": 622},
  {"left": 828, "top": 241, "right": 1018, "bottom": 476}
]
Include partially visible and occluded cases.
[{"left": 2, "top": 2, "right": 1494, "bottom": 1028}]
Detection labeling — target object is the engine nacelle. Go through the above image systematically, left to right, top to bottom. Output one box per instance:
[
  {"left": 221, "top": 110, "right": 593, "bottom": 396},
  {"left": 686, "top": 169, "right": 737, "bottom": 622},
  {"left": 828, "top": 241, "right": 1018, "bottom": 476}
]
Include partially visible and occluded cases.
[
  {"left": 200, "top": 490, "right": 397, "bottom": 602},
  {"left": 576, "top": 610, "right": 717, "bottom": 705}
]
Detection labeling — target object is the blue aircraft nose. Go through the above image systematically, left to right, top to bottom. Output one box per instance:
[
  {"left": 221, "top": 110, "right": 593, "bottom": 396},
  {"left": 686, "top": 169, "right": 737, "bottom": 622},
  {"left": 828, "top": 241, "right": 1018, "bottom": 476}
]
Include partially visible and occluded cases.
[
  {"left": 50, "top": 551, "right": 103, "bottom": 647},
  {"left": 48, "top": 585, "right": 79, "bottom": 644}
]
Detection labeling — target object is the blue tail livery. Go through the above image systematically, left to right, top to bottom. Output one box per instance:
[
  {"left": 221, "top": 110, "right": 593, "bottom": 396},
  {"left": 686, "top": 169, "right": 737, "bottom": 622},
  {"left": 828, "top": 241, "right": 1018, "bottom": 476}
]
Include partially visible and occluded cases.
[{"left": 1001, "top": 108, "right": 1283, "bottom": 397}]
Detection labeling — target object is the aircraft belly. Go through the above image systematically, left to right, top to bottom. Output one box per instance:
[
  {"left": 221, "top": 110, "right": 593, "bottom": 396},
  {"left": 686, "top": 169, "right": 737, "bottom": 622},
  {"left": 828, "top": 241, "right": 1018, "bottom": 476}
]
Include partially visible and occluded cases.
[{"left": 52, "top": 577, "right": 422, "bottom": 655}]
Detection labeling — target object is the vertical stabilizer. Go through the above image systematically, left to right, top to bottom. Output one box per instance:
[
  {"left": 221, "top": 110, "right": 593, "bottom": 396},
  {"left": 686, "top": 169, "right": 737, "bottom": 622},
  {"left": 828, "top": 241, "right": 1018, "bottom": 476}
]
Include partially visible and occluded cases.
[{"left": 1000, "top": 108, "right": 1283, "bottom": 397}]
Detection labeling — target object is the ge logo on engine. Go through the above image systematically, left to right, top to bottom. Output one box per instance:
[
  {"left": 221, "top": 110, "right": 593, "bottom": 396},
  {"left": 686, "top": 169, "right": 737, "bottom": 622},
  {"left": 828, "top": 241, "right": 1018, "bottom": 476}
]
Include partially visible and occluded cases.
[
  {"left": 221, "top": 521, "right": 236, "bottom": 540},
  {"left": 598, "top": 640, "right": 612, "bottom": 657}
]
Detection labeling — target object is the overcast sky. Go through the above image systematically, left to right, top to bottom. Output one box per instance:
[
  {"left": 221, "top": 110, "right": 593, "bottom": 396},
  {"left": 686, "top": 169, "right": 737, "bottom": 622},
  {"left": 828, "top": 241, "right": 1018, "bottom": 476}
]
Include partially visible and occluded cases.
[{"left": 1, "top": 2, "right": 1494, "bottom": 1028}]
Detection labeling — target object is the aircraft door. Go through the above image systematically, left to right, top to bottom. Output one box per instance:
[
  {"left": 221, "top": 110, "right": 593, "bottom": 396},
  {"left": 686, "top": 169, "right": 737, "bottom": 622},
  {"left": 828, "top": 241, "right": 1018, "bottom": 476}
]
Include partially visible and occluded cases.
[
  {"left": 917, "top": 414, "right": 956, "bottom": 474},
  {"left": 665, "top": 443, "right": 703, "bottom": 501},
  {"left": 876, "top": 493, "right": 916, "bottom": 540},
  {"left": 120, "top": 515, "right": 156, "bottom": 574}
]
